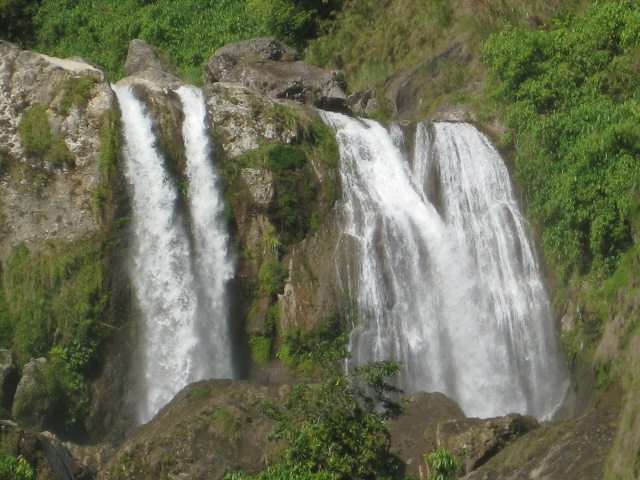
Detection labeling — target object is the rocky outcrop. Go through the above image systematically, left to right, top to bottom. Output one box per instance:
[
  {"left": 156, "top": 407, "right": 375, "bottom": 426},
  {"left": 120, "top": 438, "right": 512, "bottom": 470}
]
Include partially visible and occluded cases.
[
  {"left": 204, "top": 37, "right": 348, "bottom": 112},
  {"left": 204, "top": 37, "right": 299, "bottom": 82},
  {"left": 120, "top": 39, "right": 182, "bottom": 90},
  {"left": 0, "top": 41, "right": 115, "bottom": 265},
  {"left": 11, "top": 358, "right": 50, "bottom": 431},
  {"left": 99, "top": 379, "right": 292, "bottom": 480},
  {"left": 388, "top": 391, "right": 466, "bottom": 476},
  {"left": 462, "top": 408, "right": 618, "bottom": 480},
  {"left": 437, "top": 413, "right": 539, "bottom": 474},
  {"left": 0, "top": 420, "right": 110, "bottom": 480}
]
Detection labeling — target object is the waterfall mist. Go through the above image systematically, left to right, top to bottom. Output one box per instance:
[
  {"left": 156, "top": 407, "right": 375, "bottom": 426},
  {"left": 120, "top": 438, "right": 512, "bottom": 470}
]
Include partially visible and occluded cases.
[
  {"left": 114, "top": 84, "right": 234, "bottom": 424},
  {"left": 322, "top": 112, "right": 569, "bottom": 419}
]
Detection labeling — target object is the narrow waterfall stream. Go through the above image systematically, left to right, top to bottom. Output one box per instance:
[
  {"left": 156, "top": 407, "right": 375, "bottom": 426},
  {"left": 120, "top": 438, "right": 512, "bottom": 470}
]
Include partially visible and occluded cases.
[
  {"left": 114, "top": 85, "right": 234, "bottom": 424},
  {"left": 322, "top": 112, "right": 569, "bottom": 419}
]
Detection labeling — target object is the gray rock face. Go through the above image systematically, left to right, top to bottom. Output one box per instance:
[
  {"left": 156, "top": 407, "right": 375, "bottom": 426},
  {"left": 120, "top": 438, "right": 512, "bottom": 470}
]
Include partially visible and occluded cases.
[
  {"left": 204, "top": 37, "right": 299, "bottom": 83},
  {"left": 204, "top": 38, "right": 348, "bottom": 111},
  {"left": 124, "top": 39, "right": 182, "bottom": 87},
  {"left": 0, "top": 41, "right": 114, "bottom": 266},
  {"left": 12, "top": 357, "right": 50, "bottom": 430}
]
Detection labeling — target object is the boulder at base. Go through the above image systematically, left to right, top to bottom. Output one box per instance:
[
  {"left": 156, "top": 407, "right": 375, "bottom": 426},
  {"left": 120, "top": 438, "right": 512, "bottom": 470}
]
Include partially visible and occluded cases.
[{"left": 98, "top": 379, "right": 293, "bottom": 480}]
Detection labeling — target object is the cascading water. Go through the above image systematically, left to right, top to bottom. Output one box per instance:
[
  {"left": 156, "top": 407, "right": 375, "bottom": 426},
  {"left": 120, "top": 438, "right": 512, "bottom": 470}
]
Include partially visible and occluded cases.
[
  {"left": 114, "top": 84, "right": 234, "bottom": 424},
  {"left": 176, "top": 85, "right": 234, "bottom": 381},
  {"left": 322, "top": 112, "right": 569, "bottom": 420}
]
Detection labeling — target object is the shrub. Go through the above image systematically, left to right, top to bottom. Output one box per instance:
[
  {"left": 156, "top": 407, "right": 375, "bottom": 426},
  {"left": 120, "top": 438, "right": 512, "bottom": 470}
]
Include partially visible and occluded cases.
[
  {"left": 225, "top": 360, "right": 405, "bottom": 480},
  {"left": 425, "top": 447, "right": 459, "bottom": 480},
  {"left": 0, "top": 449, "right": 35, "bottom": 480}
]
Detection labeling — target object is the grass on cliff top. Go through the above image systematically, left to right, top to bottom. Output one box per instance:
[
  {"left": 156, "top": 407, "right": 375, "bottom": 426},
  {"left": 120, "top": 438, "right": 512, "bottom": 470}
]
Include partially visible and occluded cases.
[
  {"left": 8, "top": 0, "right": 338, "bottom": 81},
  {"left": 304, "top": 0, "right": 582, "bottom": 96}
]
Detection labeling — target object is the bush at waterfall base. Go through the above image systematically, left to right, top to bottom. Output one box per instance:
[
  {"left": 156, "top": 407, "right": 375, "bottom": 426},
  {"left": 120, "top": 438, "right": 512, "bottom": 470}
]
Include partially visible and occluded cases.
[
  {"left": 483, "top": 1, "right": 640, "bottom": 280},
  {"left": 224, "top": 361, "right": 406, "bottom": 480},
  {"left": 425, "top": 447, "right": 460, "bottom": 480},
  {"left": 0, "top": 449, "right": 35, "bottom": 480}
]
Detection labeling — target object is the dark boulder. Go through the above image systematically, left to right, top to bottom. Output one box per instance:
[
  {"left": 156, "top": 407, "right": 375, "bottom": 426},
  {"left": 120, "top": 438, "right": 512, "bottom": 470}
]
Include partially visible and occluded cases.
[
  {"left": 204, "top": 37, "right": 299, "bottom": 83},
  {"left": 204, "top": 38, "right": 348, "bottom": 112},
  {"left": 11, "top": 358, "right": 51, "bottom": 431},
  {"left": 98, "top": 379, "right": 292, "bottom": 480},
  {"left": 461, "top": 408, "right": 618, "bottom": 480}
]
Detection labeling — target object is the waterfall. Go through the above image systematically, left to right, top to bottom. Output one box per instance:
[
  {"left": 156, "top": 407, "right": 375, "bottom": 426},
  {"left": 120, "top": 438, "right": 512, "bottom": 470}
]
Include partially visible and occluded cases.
[
  {"left": 114, "top": 84, "right": 234, "bottom": 423},
  {"left": 322, "top": 112, "right": 569, "bottom": 419}
]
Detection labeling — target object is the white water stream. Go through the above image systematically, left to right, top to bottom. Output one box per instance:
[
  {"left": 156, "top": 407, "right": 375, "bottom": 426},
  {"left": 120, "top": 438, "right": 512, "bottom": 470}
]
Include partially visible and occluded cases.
[
  {"left": 114, "top": 84, "right": 234, "bottom": 424},
  {"left": 322, "top": 113, "right": 569, "bottom": 419}
]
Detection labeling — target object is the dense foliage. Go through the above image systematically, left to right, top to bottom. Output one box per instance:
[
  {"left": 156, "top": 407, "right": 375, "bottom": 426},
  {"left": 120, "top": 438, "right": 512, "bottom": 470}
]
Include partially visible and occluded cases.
[
  {"left": 1, "top": 0, "right": 341, "bottom": 79},
  {"left": 483, "top": 0, "right": 640, "bottom": 279},
  {"left": 0, "top": 237, "right": 109, "bottom": 433},
  {"left": 225, "top": 361, "right": 405, "bottom": 480},
  {"left": 0, "top": 449, "right": 34, "bottom": 480}
]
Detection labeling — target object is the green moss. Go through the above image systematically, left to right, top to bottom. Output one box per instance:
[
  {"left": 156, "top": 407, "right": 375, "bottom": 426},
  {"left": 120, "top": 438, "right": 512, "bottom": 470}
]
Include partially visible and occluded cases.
[
  {"left": 56, "top": 75, "right": 99, "bottom": 116},
  {"left": 17, "top": 105, "right": 75, "bottom": 189},
  {"left": 93, "top": 109, "right": 120, "bottom": 219},
  {"left": 257, "top": 259, "right": 287, "bottom": 297},
  {"left": 249, "top": 335, "right": 273, "bottom": 365},
  {"left": 212, "top": 408, "right": 245, "bottom": 441}
]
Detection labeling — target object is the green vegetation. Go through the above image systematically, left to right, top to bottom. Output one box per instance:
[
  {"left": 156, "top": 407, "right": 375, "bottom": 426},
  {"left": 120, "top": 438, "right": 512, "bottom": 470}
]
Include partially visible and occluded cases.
[
  {"left": 2, "top": 0, "right": 342, "bottom": 80},
  {"left": 305, "top": 0, "right": 574, "bottom": 114},
  {"left": 483, "top": 1, "right": 640, "bottom": 280},
  {"left": 55, "top": 75, "right": 99, "bottom": 116},
  {"left": 17, "top": 105, "right": 75, "bottom": 190},
  {"left": 93, "top": 109, "right": 120, "bottom": 218},
  {"left": 0, "top": 236, "right": 109, "bottom": 433},
  {"left": 277, "top": 313, "right": 349, "bottom": 374},
  {"left": 249, "top": 335, "right": 273, "bottom": 365},
  {"left": 225, "top": 360, "right": 405, "bottom": 480},
  {"left": 425, "top": 447, "right": 460, "bottom": 480},
  {"left": 0, "top": 449, "right": 34, "bottom": 480}
]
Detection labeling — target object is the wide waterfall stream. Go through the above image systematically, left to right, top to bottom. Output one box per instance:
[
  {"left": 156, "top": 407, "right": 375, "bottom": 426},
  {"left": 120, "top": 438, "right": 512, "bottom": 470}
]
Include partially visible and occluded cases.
[
  {"left": 113, "top": 82, "right": 567, "bottom": 423},
  {"left": 114, "top": 84, "right": 234, "bottom": 424},
  {"left": 322, "top": 112, "right": 569, "bottom": 419}
]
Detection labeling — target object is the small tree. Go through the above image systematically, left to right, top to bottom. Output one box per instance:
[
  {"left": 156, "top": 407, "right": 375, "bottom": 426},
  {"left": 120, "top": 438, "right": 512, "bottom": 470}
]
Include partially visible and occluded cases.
[
  {"left": 226, "top": 360, "right": 405, "bottom": 480},
  {"left": 0, "top": 449, "right": 35, "bottom": 480}
]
